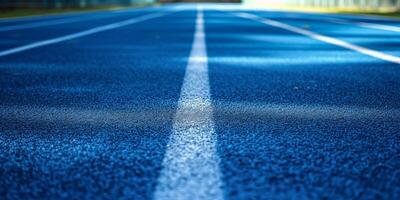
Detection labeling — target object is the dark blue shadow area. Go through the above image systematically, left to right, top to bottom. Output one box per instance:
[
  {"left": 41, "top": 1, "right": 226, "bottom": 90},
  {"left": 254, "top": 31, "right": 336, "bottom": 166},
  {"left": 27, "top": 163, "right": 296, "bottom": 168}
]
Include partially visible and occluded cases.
[
  {"left": 0, "top": 9, "right": 157, "bottom": 52},
  {"left": 0, "top": 10, "right": 195, "bottom": 199},
  {"left": 205, "top": 10, "right": 400, "bottom": 199},
  {"left": 249, "top": 10, "right": 400, "bottom": 57},
  {"left": 213, "top": 112, "right": 400, "bottom": 199}
]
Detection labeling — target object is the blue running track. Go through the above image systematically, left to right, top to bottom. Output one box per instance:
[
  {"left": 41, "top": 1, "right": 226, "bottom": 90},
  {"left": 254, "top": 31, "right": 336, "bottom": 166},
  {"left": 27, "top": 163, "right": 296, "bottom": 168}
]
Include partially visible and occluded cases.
[{"left": 0, "top": 3, "right": 399, "bottom": 200}]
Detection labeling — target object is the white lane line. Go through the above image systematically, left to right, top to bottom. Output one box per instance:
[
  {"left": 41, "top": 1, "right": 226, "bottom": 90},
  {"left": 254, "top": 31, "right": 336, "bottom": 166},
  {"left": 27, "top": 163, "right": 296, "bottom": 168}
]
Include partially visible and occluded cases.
[
  {"left": 154, "top": 8, "right": 224, "bottom": 200},
  {"left": 0, "top": 9, "right": 115, "bottom": 23},
  {"left": 0, "top": 9, "right": 158, "bottom": 32},
  {"left": 0, "top": 12, "right": 168, "bottom": 57},
  {"left": 234, "top": 12, "right": 400, "bottom": 64},
  {"left": 0, "top": 13, "right": 131, "bottom": 32},
  {"left": 0, "top": 17, "right": 84, "bottom": 32},
  {"left": 328, "top": 18, "right": 400, "bottom": 33},
  {"left": 356, "top": 22, "right": 400, "bottom": 33}
]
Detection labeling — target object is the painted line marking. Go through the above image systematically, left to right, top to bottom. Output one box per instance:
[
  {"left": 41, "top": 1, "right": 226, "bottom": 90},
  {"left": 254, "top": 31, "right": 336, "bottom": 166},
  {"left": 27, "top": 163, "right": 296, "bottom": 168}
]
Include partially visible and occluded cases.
[
  {"left": 154, "top": 7, "right": 224, "bottom": 200},
  {"left": 0, "top": 8, "right": 125, "bottom": 23},
  {"left": 0, "top": 11, "right": 142, "bottom": 32},
  {"left": 0, "top": 12, "right": 169, "bottom": 58},
  {"left": 234, "top": 12, "right": 400, "bottom": 64},
  {"left": 0, "top": 17, "right": 87, "bottom": 32},
  {"left": 328, "top": 18, "right": 400, "bottom": 33},
  {"left": 355, "top": 22, "right": 400, "bottom": 33}
]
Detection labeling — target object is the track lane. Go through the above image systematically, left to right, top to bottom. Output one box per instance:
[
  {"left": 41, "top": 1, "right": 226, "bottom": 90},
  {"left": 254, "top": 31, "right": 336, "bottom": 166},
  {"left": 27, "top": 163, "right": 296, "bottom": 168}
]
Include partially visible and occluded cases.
[
  {"left": 0, "top": 4, "right": 399, "bottom": 200},
  {"left": 0, "top": 6, "right": 160, "bottom": 25},
  {"left": 0, "top": 7, "right": 173, "bottom": 52},
  {"left": 0, "top": 9, "right": 195, "bottom": 199},
  {"left": 205, "top": 9, "right": 400, "bottom": 199},
  {"left": 242, "top": 10, "right": 400, "bottom": 58}
]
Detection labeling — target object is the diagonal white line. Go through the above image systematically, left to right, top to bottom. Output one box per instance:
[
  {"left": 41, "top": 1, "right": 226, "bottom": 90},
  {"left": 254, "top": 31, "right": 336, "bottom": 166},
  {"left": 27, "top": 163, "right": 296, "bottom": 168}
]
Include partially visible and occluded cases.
[
  {"left": 154, "top": 7, "right": 224, "bottom": 200},
  {"left": 0, "top": 12, "right": 169, "bottom": 58},
  {"left": 234, "top": 12, "right": 400, "bottom": 65},
  {"left": 0, "top": 17, "right": 85, "bottom": 32},
  {"left": 328, "top": 18, "right": 400, "bottom": 33},
  {"left": 356, "top": 22, "right": 400, "bottom": 33}
]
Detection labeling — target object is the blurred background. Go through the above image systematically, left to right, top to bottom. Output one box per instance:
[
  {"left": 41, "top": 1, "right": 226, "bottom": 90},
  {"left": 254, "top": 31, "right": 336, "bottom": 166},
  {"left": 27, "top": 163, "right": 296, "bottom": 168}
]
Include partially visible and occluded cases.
[
  {"left": 0, "top": 0, "right": 399, "bottom": 17},
  {"left": 0, "top": 0, "right": 157, "bottom": 9}
]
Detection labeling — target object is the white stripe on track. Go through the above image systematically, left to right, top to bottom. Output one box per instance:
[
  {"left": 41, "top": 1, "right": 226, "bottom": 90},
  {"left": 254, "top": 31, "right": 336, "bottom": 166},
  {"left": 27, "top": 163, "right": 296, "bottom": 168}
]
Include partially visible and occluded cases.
[
  {"left": 154, "top": 7, "right": 224, "bottom": 200},
  {"left": 0, "top": 9, "right": 116, "bottom": 23},
  {"left": 0, "top": 12, "right": 167, "bottom": 57},
  {"left": 235, "top": 12, "right": 400, "bottom": 64},
  {"left": 0, "top": 13, "right": 132, "bottom": 32},
  {"left": 0, "top": 17, "right": 84, "bottom": 32},
  {"left": 328, "top": 18, "right": 400, "bottom": 33},
  {"left": 356, "top": 22, "right": 400, "bottom": 33}
]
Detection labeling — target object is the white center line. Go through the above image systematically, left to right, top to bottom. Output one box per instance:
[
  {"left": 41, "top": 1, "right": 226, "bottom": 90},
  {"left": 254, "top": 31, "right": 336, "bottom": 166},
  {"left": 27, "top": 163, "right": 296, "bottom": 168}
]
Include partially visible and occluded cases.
[
  {"left": 154, "top": 7, "right": 224, "bottom": 200},
  {"left": 0, "top": 12, "right": 169, "bottom": 58},
  {"left": 234, "top": 12, "right": 400, "bottom": 65}
]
